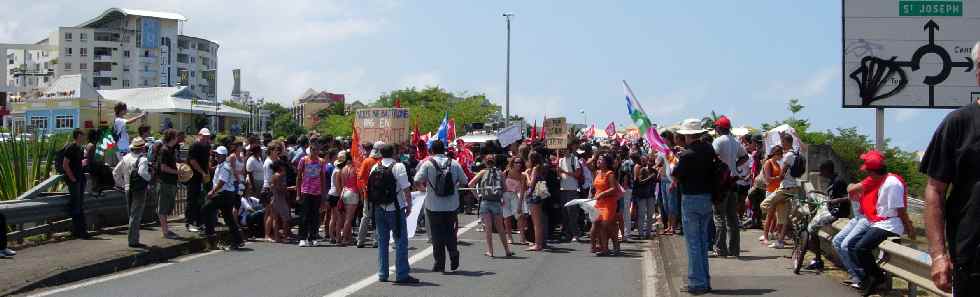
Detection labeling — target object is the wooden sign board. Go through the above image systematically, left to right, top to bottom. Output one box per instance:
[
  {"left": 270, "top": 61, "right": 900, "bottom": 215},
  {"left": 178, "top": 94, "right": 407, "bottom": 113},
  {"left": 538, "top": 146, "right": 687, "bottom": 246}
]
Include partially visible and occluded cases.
[
  {"left": 354, "top": 108, "right": 410, "bottom": 144},
  {"left": 544, "top": 117, "right": 568, "bottom": 149}
]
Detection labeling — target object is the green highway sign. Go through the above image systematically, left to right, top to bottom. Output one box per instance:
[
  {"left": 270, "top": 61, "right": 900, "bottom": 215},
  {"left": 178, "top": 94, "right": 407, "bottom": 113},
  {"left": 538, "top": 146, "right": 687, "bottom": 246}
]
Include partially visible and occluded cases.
[{"left": 900, "top": 1, "right": 963, "bottom": 16}]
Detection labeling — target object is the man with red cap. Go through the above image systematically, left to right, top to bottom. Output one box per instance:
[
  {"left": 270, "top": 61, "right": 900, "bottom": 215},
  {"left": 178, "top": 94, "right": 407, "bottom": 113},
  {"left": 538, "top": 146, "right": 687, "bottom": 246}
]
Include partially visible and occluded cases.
[
  {"left": 711, "top": 115, "right": 747, "bottom": 258},
  {"left": 846, "top": 150, "right": 915, "bottom": 296}
]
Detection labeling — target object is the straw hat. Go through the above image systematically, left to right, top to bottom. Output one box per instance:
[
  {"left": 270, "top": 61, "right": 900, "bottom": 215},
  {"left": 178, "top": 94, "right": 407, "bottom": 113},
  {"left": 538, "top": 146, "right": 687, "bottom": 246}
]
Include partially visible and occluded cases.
[{"left": 676, "top": 119, "right": 707, "bottom": 135}]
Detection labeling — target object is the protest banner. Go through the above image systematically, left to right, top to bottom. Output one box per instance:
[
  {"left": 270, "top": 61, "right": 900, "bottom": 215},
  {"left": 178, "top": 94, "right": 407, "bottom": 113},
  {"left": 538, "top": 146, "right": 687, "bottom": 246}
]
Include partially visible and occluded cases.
[
  {"left": 354, "top": 108, "right": 411, "bottom": 144},
  {"left": 544, "top": 117, "right": 568, "bottom": 149},
  {"left": 496, "top": 124, "right": 524, "bottom": 147}
]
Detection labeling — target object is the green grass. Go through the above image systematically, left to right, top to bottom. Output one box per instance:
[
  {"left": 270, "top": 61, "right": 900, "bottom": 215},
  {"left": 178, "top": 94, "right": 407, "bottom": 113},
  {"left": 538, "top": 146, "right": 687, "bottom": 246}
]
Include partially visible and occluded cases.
[{"left": 0, "top": 133, "right": 67, "bottom": 201}]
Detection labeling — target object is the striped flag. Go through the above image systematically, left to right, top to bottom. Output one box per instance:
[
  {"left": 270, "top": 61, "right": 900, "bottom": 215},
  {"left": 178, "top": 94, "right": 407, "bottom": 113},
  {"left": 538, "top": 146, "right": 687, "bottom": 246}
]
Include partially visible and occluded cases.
[
  {"left": 623, "top": 80, "right": 671, "bottom": 156},
  {"left": 95, "top": 128, "right": 116, "bottom": 158}
]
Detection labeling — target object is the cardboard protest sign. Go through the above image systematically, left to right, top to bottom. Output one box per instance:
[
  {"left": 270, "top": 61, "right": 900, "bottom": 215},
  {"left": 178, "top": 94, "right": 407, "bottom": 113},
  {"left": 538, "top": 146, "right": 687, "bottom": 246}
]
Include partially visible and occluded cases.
[
  {"left": 354, "top": 108, "right": 410, "bottom": 144},
  {"left": 544, "top": 117, "right": 568, "bottom": 149}
]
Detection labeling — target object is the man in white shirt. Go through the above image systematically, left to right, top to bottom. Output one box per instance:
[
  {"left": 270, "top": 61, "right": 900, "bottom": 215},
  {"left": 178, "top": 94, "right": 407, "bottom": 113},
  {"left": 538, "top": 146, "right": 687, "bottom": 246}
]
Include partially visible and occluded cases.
[
  {"left": 710, "top": 116, "right": 747, "bottom": 257},
  {"left": 113, "top": 138, "right": 152, "bottom": 248},
  {"left": 414, "top": 140, "right": 467, "bottom": 273},
  {"left": 558, "top": 142, "right": 583, "bottom": 242},
  {"left": 370, "top": 144, "right": 418, "bottom": 284},
  {"left": 203, "top": 146, "right": 246, "bottom": 250},
  {"left": 847, "top": 150, "right": 915, "bottom": 296}
]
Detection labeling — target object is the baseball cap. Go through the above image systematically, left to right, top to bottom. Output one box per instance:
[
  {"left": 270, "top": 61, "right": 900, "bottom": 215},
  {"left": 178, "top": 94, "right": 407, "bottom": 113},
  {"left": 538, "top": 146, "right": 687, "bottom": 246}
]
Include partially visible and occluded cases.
[
  {"left": 715, "top": 116, "right": 732, "bottom": 130},
  {"left": 198, "top": 128, "right": 211, "bottom": 136},
  {"left": 213, "top": 146, "right": 228, "bottom": 156},
  {"left": 859, "top": 150, "right": 885, "bottom": 171}
]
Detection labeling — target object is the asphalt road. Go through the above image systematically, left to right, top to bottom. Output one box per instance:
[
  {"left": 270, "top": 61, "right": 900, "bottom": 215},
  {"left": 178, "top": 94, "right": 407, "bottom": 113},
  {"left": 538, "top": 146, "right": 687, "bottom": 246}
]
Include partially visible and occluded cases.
[{"left": 23, "top": 214, "right": 649, "bottom": 297}]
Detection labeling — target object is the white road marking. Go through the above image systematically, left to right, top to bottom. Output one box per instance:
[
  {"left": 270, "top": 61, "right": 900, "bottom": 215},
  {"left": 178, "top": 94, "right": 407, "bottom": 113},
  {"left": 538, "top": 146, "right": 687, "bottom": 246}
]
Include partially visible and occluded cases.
[
  {"left": 323, "top": 218, "right": 482, "bottom": 297},
  {"left": 642, "top": 243, "right": 659, "bottom": 297},
  {"left": 26, "top": 249, "right": 224, "bottom": 297}
]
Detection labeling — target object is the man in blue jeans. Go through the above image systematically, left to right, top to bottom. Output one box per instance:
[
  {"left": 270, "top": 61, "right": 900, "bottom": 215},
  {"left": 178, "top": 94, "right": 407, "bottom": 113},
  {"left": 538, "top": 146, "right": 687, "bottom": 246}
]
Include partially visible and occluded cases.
[
  {"left": 671, "top": 119, "right": 717, "bottom": 295},
  {"left": 370, "top": 144, "right": 419, "bottom": 284},
  {"left": 833, "top": 215, "right": 870, "bottom": 287}
]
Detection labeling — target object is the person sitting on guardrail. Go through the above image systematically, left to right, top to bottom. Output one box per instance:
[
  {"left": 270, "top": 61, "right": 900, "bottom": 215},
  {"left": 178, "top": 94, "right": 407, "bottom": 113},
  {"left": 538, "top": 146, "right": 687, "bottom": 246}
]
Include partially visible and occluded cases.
[
  {"left": 918, "top": 49, "right": 980, "bottom": 296},
  {"left": 112, "top": 138, "right": 152, "bottom": 248},
  {"left": 847, "top": 150, "right": 915, "bottom": 297},
  {"left": 799, "top": 160, "right": 850, "bottom": 272}
]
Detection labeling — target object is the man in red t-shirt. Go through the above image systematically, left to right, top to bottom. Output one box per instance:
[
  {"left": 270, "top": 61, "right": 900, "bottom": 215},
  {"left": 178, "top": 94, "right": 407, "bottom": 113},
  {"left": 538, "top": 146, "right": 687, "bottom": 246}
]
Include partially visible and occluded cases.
[{"left": 846, "top": 150, "right": 916, "bottom": 296}]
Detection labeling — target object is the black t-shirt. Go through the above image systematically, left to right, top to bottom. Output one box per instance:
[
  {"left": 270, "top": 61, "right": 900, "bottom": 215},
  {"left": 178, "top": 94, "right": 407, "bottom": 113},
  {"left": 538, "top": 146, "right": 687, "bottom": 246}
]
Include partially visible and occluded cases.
[
  {"left": 919, "top": 104, "right": 980, "bottom": 263},
  {"left": 672, "top": 140, "right": 717, "bottom": 195},
  {"left": 188, "top": 141, "right": 211, "bottom": 182},
  {"left": 64, "top": 143, "right": 84, "bottom": 181},
  {"left": 159, "top": 144, "right": 178, "bottom": 184},
  {"left": 826, "top": 175, "right": 851, "bottom": 218}
]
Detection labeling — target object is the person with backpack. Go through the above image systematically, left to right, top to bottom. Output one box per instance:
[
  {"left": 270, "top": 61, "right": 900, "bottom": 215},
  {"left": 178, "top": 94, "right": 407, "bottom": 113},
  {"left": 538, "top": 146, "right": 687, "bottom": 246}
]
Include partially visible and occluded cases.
[
  {"left": 60, "top": 129, "right": 91, "bottom": 239},
  {"left": 762, "top": 132, "right": 804, "bottom": 249},
  {"left": 113, "top": 138, "right": 152, "bottom": 248},
  {"left": 414, "top": 140, "right": 467, "bottom": 272},
  {"left": 356, "top": 141, "right": 384, "bottom": 248},
  {"left": 369, "top": 144, "right": 418, "bottom": 284},
  {"left": 469, "top": 155, "right": 514, "bottom": 258}
]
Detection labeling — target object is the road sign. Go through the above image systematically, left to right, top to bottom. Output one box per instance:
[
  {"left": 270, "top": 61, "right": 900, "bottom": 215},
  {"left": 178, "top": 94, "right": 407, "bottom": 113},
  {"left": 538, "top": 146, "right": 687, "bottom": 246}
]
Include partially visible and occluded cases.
[{"left": 843, "top": 0, "right": 978, "bottom": 108}]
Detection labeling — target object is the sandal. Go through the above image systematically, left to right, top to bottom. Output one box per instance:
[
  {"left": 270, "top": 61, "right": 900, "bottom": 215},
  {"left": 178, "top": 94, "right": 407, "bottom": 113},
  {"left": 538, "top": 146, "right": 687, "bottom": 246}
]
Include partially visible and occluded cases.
[{"left": 485, "top": 252, "right": 494, "bottom": 258}]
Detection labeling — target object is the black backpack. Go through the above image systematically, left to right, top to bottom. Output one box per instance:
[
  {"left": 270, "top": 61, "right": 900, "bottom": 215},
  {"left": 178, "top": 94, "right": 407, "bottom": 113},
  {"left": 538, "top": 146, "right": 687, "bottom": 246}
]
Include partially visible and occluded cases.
[
  {"left": 54, "top": 143, "right": 69, "bottom": 174},
  {"left": 788, "top": 150, "right": 807, "bottom": 178},
  {"left": 130, "top": 156, "right": 149, "bottom": 192},
  {"left": 430, "top": 159, "right": 456, "bottom": 197},
  {"left": 367, "top": 163, "right": 398, "bottom": 205},
  {"left": 477, "top": 168, "right": 503, "bottom": 202}
]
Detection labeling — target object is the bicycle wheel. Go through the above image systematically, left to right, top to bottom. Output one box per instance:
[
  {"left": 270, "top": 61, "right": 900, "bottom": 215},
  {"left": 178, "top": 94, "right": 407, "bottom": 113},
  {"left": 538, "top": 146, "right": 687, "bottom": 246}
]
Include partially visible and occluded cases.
[{"left": 792, "top": 229, "right": 809, "bottom": 274}]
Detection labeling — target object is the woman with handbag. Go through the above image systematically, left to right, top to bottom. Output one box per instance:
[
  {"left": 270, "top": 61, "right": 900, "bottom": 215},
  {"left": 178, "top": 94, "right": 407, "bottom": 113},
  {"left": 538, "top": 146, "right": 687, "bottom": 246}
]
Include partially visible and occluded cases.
[{"left": 525, "top": 151, "right": 549, "bottom": 252}]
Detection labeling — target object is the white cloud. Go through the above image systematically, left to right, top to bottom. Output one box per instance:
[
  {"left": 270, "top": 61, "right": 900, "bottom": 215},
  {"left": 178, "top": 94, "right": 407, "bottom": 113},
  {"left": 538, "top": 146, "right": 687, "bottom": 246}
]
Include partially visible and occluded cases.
[
  {"left": 764, "top": 65, "right": 839, "bottom": 102},
  {"left": 398, "top": 72, "right": 441, "bottom": 89}
]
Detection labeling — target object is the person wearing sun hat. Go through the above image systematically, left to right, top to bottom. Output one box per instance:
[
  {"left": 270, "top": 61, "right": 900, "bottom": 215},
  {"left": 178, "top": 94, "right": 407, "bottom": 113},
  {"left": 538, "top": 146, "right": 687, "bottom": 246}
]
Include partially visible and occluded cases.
[
  {"left": 671, "top": 118, "right": 716, "bottom": 295},
  {"left": 113, "top": 137, "right": 152, "bottom": 248},
  {"left": 846, "top": 150, "right": 915, "bottom": 296}
]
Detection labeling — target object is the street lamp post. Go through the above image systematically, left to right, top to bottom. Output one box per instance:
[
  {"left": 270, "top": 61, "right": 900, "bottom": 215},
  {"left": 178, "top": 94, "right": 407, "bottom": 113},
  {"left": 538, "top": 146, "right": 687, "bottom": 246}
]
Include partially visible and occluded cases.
[
  {"left": 503, "top": 13, "right": 513, "bottom": 126},
  {"left": 579, "top": 109, "right": 587, "bottom": 128}
]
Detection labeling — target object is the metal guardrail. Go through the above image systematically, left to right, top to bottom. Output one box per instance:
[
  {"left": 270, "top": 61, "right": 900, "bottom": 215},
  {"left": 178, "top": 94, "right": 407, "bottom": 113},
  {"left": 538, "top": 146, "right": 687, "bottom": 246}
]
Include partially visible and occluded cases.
[{"left": 804, "top": 180, "right": 950, "bottom": 297}]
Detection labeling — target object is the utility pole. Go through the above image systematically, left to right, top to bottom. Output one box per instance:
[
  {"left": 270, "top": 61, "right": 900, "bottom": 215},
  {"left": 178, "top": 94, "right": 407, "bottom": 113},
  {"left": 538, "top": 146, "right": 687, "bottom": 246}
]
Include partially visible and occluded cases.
[{"left": 503, "top": 13, "right": 513, "bottom": 126}]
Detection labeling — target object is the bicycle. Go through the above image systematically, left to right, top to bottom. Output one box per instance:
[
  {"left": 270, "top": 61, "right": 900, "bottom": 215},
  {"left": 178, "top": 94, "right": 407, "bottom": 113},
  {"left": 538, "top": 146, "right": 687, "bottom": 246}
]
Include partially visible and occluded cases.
[{"left": 789, "top": 190, "right": 829, "bottom": 275}]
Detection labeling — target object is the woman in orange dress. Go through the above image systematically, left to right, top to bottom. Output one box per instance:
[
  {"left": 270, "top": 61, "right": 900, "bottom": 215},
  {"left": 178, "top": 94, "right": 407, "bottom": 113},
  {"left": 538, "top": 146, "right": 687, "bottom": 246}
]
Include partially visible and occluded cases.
[
  {"left": 760, "top": 145, "right": 784, "bottom": 245},
  {"left": 593, "top": 153, "right": 623, "bottom": 256}
]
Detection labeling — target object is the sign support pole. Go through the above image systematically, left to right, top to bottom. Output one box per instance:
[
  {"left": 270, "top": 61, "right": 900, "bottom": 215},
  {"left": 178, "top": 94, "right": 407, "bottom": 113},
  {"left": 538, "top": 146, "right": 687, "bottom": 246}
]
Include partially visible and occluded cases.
[{"left": 875, "top": 107, "right": 886, "bottom": 151}]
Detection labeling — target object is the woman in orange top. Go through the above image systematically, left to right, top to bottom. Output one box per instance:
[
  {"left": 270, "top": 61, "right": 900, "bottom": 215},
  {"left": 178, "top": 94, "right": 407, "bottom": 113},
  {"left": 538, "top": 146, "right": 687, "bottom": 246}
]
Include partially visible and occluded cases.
[
  {"left": 760, "top": 145, "right": 784, "bottom": 245},
  {"left": 593, "top": 153, "right": 623, "bottom": 256}
]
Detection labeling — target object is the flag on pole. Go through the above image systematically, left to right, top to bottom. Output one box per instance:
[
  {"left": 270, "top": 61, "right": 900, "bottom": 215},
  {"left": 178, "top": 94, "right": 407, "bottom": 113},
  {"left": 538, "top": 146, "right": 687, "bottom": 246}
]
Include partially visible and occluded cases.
[
  {"left": 624, "top": 80, "right": 671, "bottom": 156},
  {"left": 394, "top": 98, "right": 401, "bottom": 108},
  {"left": 431, "top": 112, "right": 449, "bottom": 146},
  {"left": 539, "top": 116, "right": 546, "bottom": 140},
  {"left": 447, "top": 118, "right": 457, "bottom": 141},
  {"left": 350, "top": 119, "right": 364, "bottom": 165},
  {"left": 530, "top": 120, "right": 537, "bottom": 141},
  {"left": 605, "top": 122, "right": 617, "bottom": 138},
  {"left": 584, "top": 124, "right": 595, "bottom": 139},
  {"left": 95, "top": 128, "right": 116, "bottom": 158}
]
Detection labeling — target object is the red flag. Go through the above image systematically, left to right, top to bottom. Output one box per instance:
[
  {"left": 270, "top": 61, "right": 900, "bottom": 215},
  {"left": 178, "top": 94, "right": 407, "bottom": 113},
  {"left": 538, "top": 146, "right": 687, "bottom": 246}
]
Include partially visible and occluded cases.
[
  {"left": 394, "top": 98, "right": 401, "bottom": 108},
  {"left": 539, "top": 117, "right": 546, "bottom": 139},
  {"left": 447, "top": 118, "right": 456, "bottom": 141},
  {"left": 350, "top": 120, "right": 364, "bottom": 165},
  {"left": 530, "top": 120, "right": 537, "bottom": 140},
  {"left": 605, "top": 122, "right": 617, "bottom": 138},
  {"left": 585, "top": 124, "right": 595, "bottom": 139}
]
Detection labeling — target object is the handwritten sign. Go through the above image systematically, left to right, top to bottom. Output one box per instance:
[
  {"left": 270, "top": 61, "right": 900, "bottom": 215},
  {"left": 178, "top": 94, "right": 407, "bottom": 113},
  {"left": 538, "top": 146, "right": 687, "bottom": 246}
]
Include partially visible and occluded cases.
[
  {"left": 354, "top": 108, "right": 410, "bottom": 144},
  {"left": 544, "top": 117, "right": 568, "bottom": 149}
]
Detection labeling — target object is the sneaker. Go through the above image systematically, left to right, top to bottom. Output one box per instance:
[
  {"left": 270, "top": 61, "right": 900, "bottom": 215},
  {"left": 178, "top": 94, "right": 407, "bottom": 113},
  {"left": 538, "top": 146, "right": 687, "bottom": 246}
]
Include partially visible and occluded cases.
[
  {"left": 187, "top": 225, "right": 200, "bottom": 233},
  {"left": 758, "top": 235, "right": 767, "bottom": 241},
  {"left": 299, "top": 240, "right": 309, "bottom": 247},
  {"left": 311, "top": 240, "right": 319, "bottom": 247},
  {"left": 768, "top": 241, "right": 784, "bottom": 249},
  {"left": 356, "top": 242, "right": 365, "bottom": 248},
  {"left": 0, "top": 248, "right": 16, "bottom": 257},
  {"left": 806, "top": 260, "right": 825, "bottom": 271}
]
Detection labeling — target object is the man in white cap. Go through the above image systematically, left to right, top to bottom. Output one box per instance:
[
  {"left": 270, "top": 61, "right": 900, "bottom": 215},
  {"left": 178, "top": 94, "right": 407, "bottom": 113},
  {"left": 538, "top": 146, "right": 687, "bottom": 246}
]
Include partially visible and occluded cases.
[
  {"left": 671, "top": 118, "right": 717, "bottom": 295},
  {"left": 185, "top": 128, "right": 212, "bottom": 232},
  {"left": 113, "top": 138, "right": 152, "bottom": 248},
  {"left": 356, "top": 140, "right": 386, "bottom": 248},
  {"left": 203, "top": 146, "right": 245, "bottom": 250}
]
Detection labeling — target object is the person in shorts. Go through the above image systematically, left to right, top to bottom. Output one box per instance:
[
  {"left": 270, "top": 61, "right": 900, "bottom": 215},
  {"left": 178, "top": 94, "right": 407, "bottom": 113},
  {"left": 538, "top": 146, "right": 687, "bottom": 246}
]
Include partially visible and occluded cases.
[
  {"left": 156, "top": 129, "right": 182, "bottom": 240},
  {"left": 470, "top": 155, "right": 514, "bottom": 258}
]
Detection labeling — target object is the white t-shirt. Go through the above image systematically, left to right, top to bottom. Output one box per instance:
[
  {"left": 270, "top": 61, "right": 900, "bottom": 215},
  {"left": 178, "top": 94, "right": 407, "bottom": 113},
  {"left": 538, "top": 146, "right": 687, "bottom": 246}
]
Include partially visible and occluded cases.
[
  {"left": 114, "top": 117, "right": 130, "bottom": 153},
  {"left": 712, "top": 134, "right": 746, "bottom": 176},
  {"left": 779, "top": 151, "right": 800, "bottom": 189},
  {"left": 558, "top": 155, "right": 580, "bottom": 191},
  {"left": 246, "top": 156, "right": 265, "bottom": 182},
  {"left": 262, "top": 157, "right": 274, "bottom": 189},
  {"left": 372, "top": 158, "right": 412, "bottom": 211},
  {"left": 212, "top": 162, "right": 237, "bottom": 193},
  {"left": 871, "top": 174, "right": 907, "bottom": 235}
]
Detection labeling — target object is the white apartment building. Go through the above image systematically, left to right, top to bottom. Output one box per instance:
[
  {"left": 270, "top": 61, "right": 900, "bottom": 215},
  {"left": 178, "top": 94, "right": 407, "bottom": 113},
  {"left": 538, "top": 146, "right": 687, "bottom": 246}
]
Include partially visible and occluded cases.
[{"left": 1, "top": 8, "right": 219, "bottom": 102}]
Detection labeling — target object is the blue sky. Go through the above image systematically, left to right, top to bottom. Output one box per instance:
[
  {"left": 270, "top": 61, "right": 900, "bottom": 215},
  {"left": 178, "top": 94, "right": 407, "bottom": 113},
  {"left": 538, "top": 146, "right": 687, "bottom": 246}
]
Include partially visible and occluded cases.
[{"left": 1, "top": 0, "right": 955, "bottom": 151}]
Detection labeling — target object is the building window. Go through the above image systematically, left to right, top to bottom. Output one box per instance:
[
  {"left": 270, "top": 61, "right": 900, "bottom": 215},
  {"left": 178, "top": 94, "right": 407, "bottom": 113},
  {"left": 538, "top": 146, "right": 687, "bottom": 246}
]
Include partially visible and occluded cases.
[
  {"left": 64, "top": 32, "right": 72, "bottom": 41},
  {"left": 79, "top": 33, "right": 87, "bottom": 42},
  {"left": 177, "top": 39, "right": 189, "bottom": 49},
  {"left": 65, "top": 47, "right": 72, "bottom": 56},
  {"left": 80, "top": 48, "right": 88, "bottom": 57},
  {"left": 123, "top": 50, "right": 130, "bottom": 57},
  {"left": 176, "top": 53, "right": 188, "bottom": 63},
  {"left": 190, "top": 56, "right": 195, "bottom": 63},
  {"left": 64, "top": 63, "right": 72, "bottom": 70},
  {"left": 79, "top": 63, "right": 87, "bottom": 70},
  {"left": 123, "top": 66, "right": 130, "bottom": 72},
  {"left": 190, "top": 71, "right": 195, "bottom": 78},
  {"left": 122, "top": 80, "right": 130, "bottom": 87},
  {"left": 142, "top": 80, "right": 148, "bottom": 86},
  {"left": 55, "top": 115, "right": 74, "bottom": 129},
  {"left": 30, "top": 116, "right": 47, "bottom": 130}
]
